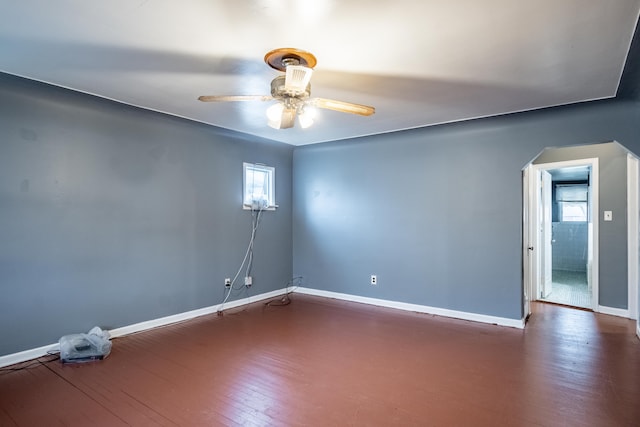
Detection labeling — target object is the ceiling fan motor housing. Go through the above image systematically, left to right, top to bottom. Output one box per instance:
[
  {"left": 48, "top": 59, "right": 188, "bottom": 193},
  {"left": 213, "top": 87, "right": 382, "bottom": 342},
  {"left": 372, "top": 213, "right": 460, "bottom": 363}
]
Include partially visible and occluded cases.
[{"left": 271, "top": 75, "right": 310, "bottom": 98}]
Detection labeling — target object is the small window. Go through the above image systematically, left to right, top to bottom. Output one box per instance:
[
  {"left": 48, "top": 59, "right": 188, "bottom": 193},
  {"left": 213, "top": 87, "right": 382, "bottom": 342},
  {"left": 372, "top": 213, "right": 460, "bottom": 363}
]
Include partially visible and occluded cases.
[
  {"left": 243, "top": 162, "right": 275, "bottom": 210},
  {"left": 557, "top": 184, "right": 588, "bottom": 222}
]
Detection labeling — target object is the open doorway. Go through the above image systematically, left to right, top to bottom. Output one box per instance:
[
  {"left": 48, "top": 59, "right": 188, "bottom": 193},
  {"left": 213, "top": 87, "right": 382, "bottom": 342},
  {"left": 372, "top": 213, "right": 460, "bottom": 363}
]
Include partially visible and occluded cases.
[
  {"left": 524, "top": 143, "right": 640, "bottom": 325},
  {"left": 524, "top": 158, "right": 599, "bottom": 317},
  {"left": 541, "top": 166, "right": 592, "bottom": 309}
]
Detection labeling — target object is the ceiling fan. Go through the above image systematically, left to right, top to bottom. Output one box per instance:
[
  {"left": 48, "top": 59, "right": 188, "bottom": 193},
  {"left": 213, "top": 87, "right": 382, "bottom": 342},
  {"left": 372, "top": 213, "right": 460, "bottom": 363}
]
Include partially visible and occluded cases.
[{"left": 198, "top": 48, "right": 375, "bottom": 129}]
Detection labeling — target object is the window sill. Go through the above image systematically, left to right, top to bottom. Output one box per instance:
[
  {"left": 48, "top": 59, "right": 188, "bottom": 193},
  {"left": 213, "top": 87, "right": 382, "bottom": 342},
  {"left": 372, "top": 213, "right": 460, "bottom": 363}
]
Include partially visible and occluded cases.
[{"left": 243, "top": 205, "right": 277, "bottom": 211}]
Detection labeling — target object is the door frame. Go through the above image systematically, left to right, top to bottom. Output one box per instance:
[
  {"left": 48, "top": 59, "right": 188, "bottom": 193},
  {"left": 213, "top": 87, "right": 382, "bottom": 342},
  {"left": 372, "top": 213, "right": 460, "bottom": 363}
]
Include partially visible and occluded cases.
[
  {"left": 627, "top": 153, "right": 639, "bottom": 321},
  {"left": 524, "top": 158, "right": 599, "bottom": 314},
  {"left": 523, "top": 166, "right": 532, "bottom": 320}
]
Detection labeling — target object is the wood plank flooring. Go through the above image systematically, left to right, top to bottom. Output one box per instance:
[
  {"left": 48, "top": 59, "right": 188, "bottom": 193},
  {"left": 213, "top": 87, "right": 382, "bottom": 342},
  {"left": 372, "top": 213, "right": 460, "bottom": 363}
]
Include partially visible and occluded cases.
[{"left": 1, "top": 295, "right": 639, "bottom": 426}]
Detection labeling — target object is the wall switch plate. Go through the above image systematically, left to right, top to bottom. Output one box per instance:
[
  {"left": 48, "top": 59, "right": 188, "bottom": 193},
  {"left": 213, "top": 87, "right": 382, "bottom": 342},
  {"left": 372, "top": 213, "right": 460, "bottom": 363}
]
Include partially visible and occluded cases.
[
  {"left": 604, "top": 211, "right": 613, "bottom": 221},
  {"left": 370, "top": 275, "right": 377, "bottom": 285}
]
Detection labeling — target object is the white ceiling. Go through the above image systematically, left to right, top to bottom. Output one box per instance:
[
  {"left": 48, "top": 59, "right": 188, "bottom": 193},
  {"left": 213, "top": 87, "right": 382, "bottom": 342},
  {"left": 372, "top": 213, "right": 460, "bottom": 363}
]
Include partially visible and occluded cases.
[{"left": 1, "top": 0, "right": 639, "bottom": 146}]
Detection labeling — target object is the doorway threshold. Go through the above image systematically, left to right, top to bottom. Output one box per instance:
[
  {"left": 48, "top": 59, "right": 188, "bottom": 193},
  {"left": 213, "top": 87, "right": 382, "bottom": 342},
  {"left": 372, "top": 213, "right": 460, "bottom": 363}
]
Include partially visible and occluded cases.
[{"left": 539, "top": 300, "right": 593, "bottom": 312}]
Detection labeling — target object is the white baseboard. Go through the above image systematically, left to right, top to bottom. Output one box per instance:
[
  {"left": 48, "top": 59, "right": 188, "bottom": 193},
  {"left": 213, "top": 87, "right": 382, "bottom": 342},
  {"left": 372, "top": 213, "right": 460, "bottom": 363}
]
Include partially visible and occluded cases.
[
  {"left": 294, "top": 287, "right": 525, "bottom": 329},
  {"left": 0, "top": 288, "right": 287, "bottom": 369},
  {"left": 109, "top": 288, "right": 286, "bottom": 338},
  {"left": 597, "top": 305, "right": 630, "bottom": 318},
  {"left": 0, "top": 343, "right": 61, "bottom": 370}
]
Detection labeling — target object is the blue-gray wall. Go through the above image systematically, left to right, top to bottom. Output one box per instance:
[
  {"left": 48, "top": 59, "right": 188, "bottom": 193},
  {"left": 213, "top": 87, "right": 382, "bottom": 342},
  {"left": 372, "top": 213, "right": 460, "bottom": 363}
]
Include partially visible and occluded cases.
[
  {"left": 2, "top": 72, "right": 639, "bottom": 358},
  {"left": 0, "top": 73, "right": 293, "bottom": 356},
  {"left": 293, "top": 100, "right": 640, "bottom": 320},
  {"left": 534, "top": 142, "right": 630, "bottom": 307}
]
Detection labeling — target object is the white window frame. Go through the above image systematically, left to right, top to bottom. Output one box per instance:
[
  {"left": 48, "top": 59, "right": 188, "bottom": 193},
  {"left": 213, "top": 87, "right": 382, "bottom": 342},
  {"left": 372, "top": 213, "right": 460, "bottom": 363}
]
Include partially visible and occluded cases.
[
  {"left": 243, "top": 162, "right": 276, "bottom": 211},
  {"left": 557, "top": 184, "right": 589, "bottom": 222}
]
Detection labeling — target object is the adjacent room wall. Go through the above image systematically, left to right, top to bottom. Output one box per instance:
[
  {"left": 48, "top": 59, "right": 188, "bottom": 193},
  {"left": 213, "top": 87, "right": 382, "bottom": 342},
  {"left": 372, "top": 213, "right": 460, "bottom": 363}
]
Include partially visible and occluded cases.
[
  {"left": 0, "top": 74, "right": 293, "bottom": 356},
  {"left": 293, "top": 100, "right": 640, "bottom": 321},
  {"left": 534, "top": 142, "right": 630, "bottom": 308},
  {"left": 552, "top": 223, "right": 588, "bottom": 273}
]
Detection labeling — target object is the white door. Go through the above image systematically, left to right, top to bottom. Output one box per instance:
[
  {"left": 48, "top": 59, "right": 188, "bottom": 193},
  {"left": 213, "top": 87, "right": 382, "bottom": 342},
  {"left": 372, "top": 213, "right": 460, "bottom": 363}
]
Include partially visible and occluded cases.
[{"left": 540, "top": 170, "right": 553, "bottom": 298}]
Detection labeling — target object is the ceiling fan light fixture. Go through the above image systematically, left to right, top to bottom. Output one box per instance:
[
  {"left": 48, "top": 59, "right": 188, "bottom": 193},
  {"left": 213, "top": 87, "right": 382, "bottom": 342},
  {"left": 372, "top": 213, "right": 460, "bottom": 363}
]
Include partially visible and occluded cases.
[
  {"left": 266, "top": 102, "right": 296, "bottom": 129},
  {"left": 266, "top": 102, "right": 283, "bottom": 121},
  {"left": 267, "top": 102, "right": 284, "bottom": 129},
  {"left": 298, "top": 106, "right": 316, "bottom": 129}
]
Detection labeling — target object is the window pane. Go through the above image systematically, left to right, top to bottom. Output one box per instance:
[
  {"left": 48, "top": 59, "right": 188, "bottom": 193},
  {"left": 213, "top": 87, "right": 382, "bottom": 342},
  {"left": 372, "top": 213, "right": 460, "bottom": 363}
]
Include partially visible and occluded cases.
[
  {"left": 245, "top": 168, "right": 267, "bottom": 204},
  {"left": 557, "top": 185, "right": 588, "bottom": 202},
  {"left": 561, "top": 201, "right": 588, "bottom": 222}
]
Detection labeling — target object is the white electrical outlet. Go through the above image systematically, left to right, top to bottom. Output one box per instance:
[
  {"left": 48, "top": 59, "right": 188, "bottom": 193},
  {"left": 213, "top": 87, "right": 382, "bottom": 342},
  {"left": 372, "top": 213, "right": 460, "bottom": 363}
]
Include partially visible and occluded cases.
[
  {"left": 370, "top": 275, "right": 377, "bottom": 285},
  {"left": 244, "top": 276, "right": 252, "bottom": 287},
  {"left": 224, "top": 278, "right": 231, "bottom": 287}
]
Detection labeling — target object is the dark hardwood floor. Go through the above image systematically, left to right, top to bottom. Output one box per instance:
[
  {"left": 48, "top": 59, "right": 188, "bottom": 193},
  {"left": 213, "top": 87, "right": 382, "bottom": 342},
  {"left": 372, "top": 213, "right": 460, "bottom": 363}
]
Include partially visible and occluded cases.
[{"left": 1, "top": 295, "right": 639, "bottom": 426}]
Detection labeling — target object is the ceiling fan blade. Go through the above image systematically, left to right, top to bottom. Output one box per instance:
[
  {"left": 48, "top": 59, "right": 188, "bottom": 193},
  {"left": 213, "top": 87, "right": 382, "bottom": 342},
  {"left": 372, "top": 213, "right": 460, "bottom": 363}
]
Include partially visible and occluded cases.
[
  {"left": 198, "top": 95, "right": 273, "bottom": 102},
  {"left": 311, "top": 98, "right": 375, "bottom": 116}
]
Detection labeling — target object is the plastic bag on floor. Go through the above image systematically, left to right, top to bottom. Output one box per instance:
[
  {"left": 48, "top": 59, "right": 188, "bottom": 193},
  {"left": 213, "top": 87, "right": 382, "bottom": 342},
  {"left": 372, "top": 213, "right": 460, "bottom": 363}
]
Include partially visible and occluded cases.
[{"left": 59, "top": 326, "right": 112, "bottom": 364}]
